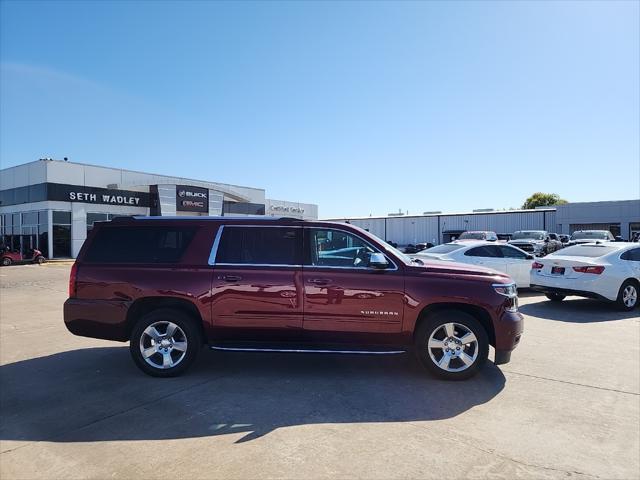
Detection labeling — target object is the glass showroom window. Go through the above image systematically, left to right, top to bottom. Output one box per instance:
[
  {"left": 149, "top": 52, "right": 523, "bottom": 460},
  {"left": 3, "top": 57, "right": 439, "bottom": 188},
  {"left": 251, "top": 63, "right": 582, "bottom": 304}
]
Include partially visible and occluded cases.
[
  {"left": 38, "top": 211, "right": 49, "bottom": 257},
  {"left": 52, "top": 211, "right": 72, "bottom": 258},
  {"left": 21, "top": 212, "right": 39, "bottom": 254},
  {"left": 1, "top": 213, "right": 22, "bottom": 252}
]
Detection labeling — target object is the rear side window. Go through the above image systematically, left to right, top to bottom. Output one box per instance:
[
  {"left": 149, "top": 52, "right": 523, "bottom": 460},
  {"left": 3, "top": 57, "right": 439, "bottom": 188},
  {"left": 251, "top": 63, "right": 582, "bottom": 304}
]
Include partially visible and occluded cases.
[
  {"left": 84, "top": 226, "right": 197, "bottom": 263},
  {"left": 215, "top": 226, "right": 301, "bottom": 265},
  {"left": 499, "top": 245, "right": 528, "bottom": 259},
  {"left": 464, "top": 246, "right": 503, "bottom": 258},
  {"left": 621, "top": 248, "right": 640, "bottom": 261}
]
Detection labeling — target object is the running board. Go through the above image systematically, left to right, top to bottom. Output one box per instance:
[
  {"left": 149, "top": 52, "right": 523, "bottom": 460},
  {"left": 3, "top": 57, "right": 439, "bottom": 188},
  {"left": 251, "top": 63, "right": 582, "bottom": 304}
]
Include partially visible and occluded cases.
[{"left": 209, "top": 345, "right": 407, "bottom": 355}]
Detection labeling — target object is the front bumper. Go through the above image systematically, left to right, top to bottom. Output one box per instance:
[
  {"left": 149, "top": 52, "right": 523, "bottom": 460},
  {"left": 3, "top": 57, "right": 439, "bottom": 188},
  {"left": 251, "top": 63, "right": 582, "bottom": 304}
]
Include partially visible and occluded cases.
[{"left": 493, "top": 310, "right": 524, "bottom": 365}]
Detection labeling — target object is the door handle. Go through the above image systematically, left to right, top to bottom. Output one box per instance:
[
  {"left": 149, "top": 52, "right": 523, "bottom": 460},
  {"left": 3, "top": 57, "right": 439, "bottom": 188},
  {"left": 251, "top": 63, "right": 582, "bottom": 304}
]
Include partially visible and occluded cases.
[
  {"left": 219, "top": 275, "right": 242, "bottom": 282},
  {"left": 308, "top": 278, "right": 330, "bottom": 286}
]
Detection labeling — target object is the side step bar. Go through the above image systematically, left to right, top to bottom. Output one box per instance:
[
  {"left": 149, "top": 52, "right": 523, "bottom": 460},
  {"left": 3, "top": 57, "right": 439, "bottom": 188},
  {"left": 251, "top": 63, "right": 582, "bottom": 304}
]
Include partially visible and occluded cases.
[{"left": 210, "top": 345, "right": 407, "bottom": 355}]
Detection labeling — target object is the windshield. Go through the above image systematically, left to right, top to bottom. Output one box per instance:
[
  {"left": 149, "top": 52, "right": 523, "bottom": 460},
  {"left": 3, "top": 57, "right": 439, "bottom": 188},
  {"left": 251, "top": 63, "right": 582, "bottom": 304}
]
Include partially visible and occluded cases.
[
  {"left": 512, "top": 231, "right": 545, "bottom": 240},
  {"left": 571, "top": 231, "right": 611, "bottom": 240},
  {"left": 458, "top": 232, "right": 485, "bottom": 240},
  {"left": 422, "top": 244, "right": 465, "bottom": 254},
  {"left": 554, "top": 245, "right": 618, "bottom": 258}
]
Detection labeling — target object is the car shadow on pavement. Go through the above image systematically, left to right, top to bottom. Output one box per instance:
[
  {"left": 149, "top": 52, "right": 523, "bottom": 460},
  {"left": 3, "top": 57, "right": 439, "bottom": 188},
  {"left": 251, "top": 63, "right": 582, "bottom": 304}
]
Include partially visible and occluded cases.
[
  {"left": 519, "top": 298, "right": 638, "bottom": 323},
  {"left": 0, "top": 346, "right": 505, "bottom": 444}
]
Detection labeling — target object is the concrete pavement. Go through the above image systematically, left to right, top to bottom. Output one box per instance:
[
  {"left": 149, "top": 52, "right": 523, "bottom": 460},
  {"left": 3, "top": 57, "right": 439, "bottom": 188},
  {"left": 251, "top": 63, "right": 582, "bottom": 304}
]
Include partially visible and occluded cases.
[{"left": 1, "top": 264, "right": 638, "bottom": 479}]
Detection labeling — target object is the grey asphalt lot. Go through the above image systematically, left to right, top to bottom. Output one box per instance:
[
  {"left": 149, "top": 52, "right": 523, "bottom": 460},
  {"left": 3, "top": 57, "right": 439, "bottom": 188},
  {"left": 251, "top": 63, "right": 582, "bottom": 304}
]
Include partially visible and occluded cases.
[{"left": 0, "top": 264, "right": 638, "bottom": 479}]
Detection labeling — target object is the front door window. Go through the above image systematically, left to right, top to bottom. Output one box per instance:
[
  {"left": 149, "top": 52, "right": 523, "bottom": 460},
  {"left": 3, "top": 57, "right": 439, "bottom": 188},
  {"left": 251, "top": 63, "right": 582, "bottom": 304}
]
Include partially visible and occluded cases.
[{"left": 307, "top": 228, "right": 379, "bottom": 269}]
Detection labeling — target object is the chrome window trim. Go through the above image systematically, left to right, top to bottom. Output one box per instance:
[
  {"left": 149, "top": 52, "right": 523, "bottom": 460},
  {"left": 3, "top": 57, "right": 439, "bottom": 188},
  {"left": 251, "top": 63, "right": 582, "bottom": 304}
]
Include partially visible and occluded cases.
[
  {"left": 207, "top": 223, "right": 399, "bottom": 271},
  {"left": 208, "top": 225, "right": 225, "bottom": 266},
  {"left": 215, "top": 263, "right": 303, "bottom": 268},
  {"left": 303, "top": 264, "right": 397, "bottom": 271}
]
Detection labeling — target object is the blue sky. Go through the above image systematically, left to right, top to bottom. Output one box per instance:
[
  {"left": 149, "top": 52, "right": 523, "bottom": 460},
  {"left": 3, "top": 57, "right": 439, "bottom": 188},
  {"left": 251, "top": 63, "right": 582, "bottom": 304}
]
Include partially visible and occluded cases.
[{"left": 1, "top": 1, "right": 638, "bottom": 218}]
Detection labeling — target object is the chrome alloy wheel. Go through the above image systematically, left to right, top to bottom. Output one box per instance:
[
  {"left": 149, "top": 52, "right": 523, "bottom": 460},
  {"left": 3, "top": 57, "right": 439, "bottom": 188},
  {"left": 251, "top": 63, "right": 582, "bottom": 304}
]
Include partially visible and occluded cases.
[
  {"left": 623, "top": 285, "right": 638, "bottom": 308},
  {"left": 139, "top": 321, "right": 188, "bottom": 369},
  {"left": 427, "top": 322, "right": 479, "bottom": 373}
]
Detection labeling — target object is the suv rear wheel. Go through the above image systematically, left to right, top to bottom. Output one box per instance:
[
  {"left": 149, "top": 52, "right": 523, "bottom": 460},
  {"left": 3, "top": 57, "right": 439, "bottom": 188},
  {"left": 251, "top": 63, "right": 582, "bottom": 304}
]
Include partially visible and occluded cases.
[
  {"left": 129, "top": 308, "right": 202, "bottom": 377},
  {"left": 415, "top": 310, "right": 489, "bottom": 380}
]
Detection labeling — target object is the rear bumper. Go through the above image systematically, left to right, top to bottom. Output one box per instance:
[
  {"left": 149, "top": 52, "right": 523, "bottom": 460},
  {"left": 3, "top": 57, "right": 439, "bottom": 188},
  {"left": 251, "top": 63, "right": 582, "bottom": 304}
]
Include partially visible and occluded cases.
[
  {"left": 530, "top": 285, "right": 610, "bottom": 302},
  {"left": 64, "top": 298, "right": 130, "bottom": 342},
  {"left": 493, "top": 310, "right": 524, "bottom": 365}
]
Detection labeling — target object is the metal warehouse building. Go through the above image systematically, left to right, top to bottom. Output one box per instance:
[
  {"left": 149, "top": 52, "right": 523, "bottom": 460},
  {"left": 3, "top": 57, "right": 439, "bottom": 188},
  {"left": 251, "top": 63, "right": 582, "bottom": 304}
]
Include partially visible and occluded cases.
[
  {"left": 0, "top": 159, "right": 318, "bottom": 259},
  {"left": 327, "top": 199, "right": 639, "bottom": 246}
]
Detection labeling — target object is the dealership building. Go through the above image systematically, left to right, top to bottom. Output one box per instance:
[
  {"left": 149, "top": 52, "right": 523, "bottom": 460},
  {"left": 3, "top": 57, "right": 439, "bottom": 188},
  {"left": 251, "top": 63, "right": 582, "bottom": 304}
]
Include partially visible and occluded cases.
[
  {"left": 0, "top": 159, "right": 318, "bottom": 258},
  {"left": 328, "top": 199, "right": 640, "bottom": 246}
]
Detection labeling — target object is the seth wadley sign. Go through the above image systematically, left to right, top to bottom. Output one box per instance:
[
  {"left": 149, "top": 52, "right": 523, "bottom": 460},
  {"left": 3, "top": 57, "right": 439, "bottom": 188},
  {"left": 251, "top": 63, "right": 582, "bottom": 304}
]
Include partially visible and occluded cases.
[{"left": 69, "top": 191, "right": 142, "bottom": 206}]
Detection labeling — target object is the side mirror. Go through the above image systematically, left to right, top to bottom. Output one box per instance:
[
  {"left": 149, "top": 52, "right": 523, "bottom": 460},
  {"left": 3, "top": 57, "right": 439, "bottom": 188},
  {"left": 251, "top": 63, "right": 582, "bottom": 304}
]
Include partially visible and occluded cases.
[
  {"left": 369, "top": 252, "right": 389, "bottom": 269},
  {"left": 525, "top": 254, "right": 534, "bottom": 260}
]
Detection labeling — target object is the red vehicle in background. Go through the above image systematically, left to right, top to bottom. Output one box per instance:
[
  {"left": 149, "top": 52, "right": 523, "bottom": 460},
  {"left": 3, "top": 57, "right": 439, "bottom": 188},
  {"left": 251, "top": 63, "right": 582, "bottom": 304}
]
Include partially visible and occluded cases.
[{"left": 1, "top": 247, "right": 46, "bottom": 266}]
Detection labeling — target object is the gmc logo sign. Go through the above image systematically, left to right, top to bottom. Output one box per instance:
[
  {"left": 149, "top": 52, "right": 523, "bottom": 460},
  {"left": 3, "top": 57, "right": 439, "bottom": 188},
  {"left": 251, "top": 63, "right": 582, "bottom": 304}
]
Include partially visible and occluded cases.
[{"left": 176, "top": 185, "right": 209, "bottom": 213}]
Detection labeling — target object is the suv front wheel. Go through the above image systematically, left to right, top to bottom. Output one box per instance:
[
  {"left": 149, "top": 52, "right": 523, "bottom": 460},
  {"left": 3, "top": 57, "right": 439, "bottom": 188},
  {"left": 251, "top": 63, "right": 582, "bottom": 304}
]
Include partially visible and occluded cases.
[
  {"left": 130, "top": 308, "right": 202, "bottom": 377},
  {"left": 415, "top": 310, "right": 489, "bottom": 380}
]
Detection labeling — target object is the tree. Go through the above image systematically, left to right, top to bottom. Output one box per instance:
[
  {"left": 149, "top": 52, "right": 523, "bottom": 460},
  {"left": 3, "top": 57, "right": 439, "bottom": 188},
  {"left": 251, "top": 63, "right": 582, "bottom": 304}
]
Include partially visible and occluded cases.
[{"left": 522, "top": 193, "right": 568, "bottom": 210}]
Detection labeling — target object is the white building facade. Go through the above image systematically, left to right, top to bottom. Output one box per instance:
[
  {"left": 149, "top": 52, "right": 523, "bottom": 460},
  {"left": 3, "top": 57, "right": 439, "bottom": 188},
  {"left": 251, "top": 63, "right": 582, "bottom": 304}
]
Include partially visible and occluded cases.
[{"left": 0, "top": 159, "right": 318, "bottom": 258}]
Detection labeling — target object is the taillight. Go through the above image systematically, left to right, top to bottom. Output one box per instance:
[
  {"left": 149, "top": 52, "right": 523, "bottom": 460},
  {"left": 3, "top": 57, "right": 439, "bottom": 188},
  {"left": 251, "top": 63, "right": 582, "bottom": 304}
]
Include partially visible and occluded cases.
[
  {"left": 69, "top": 262, "right": 78, "bottom": 297},
  {"left": 531, "top": 262, "right": 544, "bottom": 269},
  {"left": 573, "top": 266, "right": 605, "bottom": 274}
]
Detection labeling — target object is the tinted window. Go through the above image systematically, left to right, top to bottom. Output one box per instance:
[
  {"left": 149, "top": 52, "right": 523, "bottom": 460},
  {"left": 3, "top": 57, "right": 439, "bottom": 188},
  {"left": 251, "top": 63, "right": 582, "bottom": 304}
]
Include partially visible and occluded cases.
[
  {"left": 52, "top": 211, "right": 71, "bottom": 224},
  {"left": 85, "top": 226, "right": 197, "bottom": 263},
  {"left": 215, "top": 226, "right": 300, "bottom": 265},
  {"left": 307, "top": 228, "right": 378, "bottom": 268},
  {"left": 499, "top": 245, "right": 527, "bottom": 259},
  {"left": 465, "top": 246, "right": 503, "bottom": 258},
  {"left": 621, "top": 248, "right": 640, "bottom": 261}
]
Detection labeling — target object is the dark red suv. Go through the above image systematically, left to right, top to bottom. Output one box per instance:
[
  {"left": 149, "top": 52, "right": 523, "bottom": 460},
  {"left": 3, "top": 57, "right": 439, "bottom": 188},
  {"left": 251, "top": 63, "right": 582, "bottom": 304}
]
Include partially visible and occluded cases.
[{"left": 64, "top": 216, "right": 523, "bottom": 380}]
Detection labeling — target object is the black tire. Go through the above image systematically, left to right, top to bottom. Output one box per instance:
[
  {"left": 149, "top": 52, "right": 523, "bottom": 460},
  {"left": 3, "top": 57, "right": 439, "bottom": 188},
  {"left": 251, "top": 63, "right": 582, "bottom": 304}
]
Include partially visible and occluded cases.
[
  {"left": 36, "top": 256, "right": 46, "bottom": 264},
  {"left": 1, "top": 257, "right": 12, "bottom": 266},
  {"left": 616, "top": 280, "right": 639, "bottom": 311},
  {"left": 545, "top": 293, "right": 566, "bottom": 302},
  {"left": 129, "top": 308, "right": 202, "bottom": 377},
  {"left": 414, "top": 310, "right": 489, "bottom": 381}
]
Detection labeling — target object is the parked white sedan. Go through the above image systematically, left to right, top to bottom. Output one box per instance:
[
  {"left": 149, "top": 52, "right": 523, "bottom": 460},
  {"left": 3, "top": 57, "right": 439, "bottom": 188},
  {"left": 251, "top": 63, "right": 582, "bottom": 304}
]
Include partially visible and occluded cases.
[
  {"left": 412, "top": 241, "right": 535, "bottom": 288},
  {"left": 530, "top": 243, "right": 640, "bottom": 310}
]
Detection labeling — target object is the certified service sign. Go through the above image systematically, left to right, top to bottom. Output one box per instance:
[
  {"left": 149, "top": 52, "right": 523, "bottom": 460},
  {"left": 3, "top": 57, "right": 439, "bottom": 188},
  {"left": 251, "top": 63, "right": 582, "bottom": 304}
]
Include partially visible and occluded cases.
[{"left": 176, "top": 185, "right": 209, "bottom": 213}]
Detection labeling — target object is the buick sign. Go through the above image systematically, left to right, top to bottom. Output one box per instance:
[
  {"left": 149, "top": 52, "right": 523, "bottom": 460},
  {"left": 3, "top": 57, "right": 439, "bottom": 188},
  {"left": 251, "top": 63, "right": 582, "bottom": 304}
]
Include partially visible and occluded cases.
[{"left": 176, "top": 185, "right": 209, "bottom": 213}]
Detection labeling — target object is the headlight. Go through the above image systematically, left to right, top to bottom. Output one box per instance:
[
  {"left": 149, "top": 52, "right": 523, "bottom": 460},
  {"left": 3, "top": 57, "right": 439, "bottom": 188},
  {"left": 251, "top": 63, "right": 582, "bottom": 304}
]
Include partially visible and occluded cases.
[
  {"left": 493, "top": 283, "right": 518, "bottom": 312},
  {"left": 493, "top": 283, "right": 517, "bottom": 297}
]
